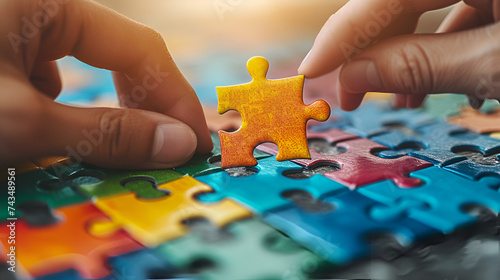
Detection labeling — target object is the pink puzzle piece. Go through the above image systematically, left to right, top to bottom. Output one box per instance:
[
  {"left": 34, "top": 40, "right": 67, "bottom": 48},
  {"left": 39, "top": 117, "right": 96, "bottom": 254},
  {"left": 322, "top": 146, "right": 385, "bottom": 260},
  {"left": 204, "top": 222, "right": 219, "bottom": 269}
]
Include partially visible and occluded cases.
[{"left": 259, "top": 132, "right": 431, "bottom": 189}]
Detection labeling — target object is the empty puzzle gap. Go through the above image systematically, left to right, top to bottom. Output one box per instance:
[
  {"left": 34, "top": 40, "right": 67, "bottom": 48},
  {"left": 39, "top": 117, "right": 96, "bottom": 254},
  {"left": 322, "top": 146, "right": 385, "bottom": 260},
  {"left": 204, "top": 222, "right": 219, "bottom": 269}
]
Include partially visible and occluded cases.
[
  {"left": 382, "top": 122, "right": 421, "bottom": 136},
  {"left": 308, "top": 138, "right": 347, "bottom": 155},
  {"left": 452, "top": 146, "right": 500, "bottom": 166},
  {"left": 208, "top": 155, "right": 222, "bottom": 167},
  {"left": 282, "top": 162, "right": 340, "bottom": 180},
  {"left": 224, "top": 166, "right": 259, "bottom": 177},
  {"left": 120, "top": 176, "right": 171, "bottom": 199},
  {"left": 281, "top": 190, "right": 335, "bottom": 213},
  {"left": 18, "top": 201, "right": 61, "bottom": 227},
  {"left": 181, "top": 217, "right": 234, "bottom": 243}
]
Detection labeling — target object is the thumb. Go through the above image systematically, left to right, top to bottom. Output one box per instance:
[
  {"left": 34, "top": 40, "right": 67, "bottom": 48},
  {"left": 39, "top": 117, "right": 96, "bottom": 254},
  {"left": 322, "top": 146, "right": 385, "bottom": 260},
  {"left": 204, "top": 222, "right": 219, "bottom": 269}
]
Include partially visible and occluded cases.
[
  {"left": 339, "top": 22, "right": 500, "bottom": 102},
  {"left": 44, "top": 101, "right": 197, "bottom": 169}
]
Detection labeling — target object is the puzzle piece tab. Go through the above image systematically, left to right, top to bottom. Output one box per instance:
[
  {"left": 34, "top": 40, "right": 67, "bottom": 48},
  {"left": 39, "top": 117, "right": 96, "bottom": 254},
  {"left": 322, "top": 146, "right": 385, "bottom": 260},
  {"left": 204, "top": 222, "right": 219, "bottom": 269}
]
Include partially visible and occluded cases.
[
  {"left": 217, "top": 56, "right": 330, "bottom": 168},
  {"left": 372, "top": 123, "right": 500, "bottom": 166},
  {"left": 259, "top": 136, "right": 431, "bottom": 189},
  {"left": 196, "top": 156, "right": 348, "bottom": 214},
  {"left": 358, "top": 167, "right": 500, "bottom": 234},
  {"left": 90, "top": 176, "right": 252, "bottom": 247},
  {"left": 263, "top": 190, "right": 438, "bottom": 264},
  {"left": 0, "top": 202, "right": 142, "bottom": 279},
  {"left": 156, "top": 218, "right": 328, "bottom": 280}
]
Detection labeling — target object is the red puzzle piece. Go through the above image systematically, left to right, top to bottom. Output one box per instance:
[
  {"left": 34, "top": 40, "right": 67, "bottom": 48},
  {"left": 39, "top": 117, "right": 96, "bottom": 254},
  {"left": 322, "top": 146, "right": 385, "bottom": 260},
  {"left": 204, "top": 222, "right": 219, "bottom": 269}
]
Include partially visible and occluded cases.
[
  {"left": 259, "top": 132, "right": 431, "bottom": 189},
  {"left": 0, "top": 202, "right": 142, "bottom": 279}
]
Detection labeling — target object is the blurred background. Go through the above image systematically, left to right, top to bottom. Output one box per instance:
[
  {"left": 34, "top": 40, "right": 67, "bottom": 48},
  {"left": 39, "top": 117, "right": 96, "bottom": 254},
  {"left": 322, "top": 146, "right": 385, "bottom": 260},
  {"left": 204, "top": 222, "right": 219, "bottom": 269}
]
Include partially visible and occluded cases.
[{"left": 56, "top": 0, "right": 454, "bottom": 107}]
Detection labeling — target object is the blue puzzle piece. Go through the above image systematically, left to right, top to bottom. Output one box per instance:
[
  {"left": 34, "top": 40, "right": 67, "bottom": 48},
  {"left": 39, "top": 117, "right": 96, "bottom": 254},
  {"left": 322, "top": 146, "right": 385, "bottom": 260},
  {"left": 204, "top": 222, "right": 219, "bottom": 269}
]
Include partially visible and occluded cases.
[
  {"left": 311, "top": 102, "right": 435, "bottom": 137},
  {"left": 372, "top": 122, "right": 500, "bottom": 166},
  {"left": 444, "top": 149, "right": 500, "bottom": 180},
  {"left": 196, "top": 156, "right": 349, "bottom": 214},
  {"left": 358, "top": 167, "right": 500, "bottom": 234},
  {"left": 263, "top": 190, "right": 438, "bottom": 264},
  {"left": 107, "top": 248, "right": 176, "bottom": 280}
]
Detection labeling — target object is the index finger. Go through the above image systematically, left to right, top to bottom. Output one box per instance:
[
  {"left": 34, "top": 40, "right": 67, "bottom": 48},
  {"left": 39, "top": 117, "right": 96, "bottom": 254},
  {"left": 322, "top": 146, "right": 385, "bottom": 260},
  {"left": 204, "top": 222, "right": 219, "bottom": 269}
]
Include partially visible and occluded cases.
[
  {"left": 0, "top": 0, "right": 213, "bottom": 153},
  {"left": 298, "top": 0, "right": 459, "bottom": 78}
]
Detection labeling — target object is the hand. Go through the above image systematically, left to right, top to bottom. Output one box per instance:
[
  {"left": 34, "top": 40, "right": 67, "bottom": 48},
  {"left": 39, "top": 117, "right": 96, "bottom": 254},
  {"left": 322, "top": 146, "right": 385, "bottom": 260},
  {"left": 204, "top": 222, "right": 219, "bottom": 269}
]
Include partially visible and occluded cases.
[
  {"left": 0, "top": 0, "right": 213, "bottom": 169},
  {"left": 298, "top": 0, "right": 500, "bottom": 111}
]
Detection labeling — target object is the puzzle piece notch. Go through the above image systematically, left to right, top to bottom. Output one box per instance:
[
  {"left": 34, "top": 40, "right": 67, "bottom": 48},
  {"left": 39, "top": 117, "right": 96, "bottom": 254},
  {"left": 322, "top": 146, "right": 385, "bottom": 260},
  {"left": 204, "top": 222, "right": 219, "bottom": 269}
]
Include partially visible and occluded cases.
[
  {"left": 217, "top": 56, "right": 330, "bottom": 168},
  {"left": 196, "top": 156, "right": 348, "bottom": 214},
  {"left": 90, "top": 175, "right": 252, "bottom": 247},
  {"left": 17, "top": 201, "right": 61, "bottom": 227}
]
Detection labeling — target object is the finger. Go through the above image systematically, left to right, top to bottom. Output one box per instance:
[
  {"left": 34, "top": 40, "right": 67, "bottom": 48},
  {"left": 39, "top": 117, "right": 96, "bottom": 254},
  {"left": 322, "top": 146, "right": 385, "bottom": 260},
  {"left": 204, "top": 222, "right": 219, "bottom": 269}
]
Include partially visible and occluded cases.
[
  {"left": 1, "top": 0, "right": 213, "bottom": 156},
  {"left": 298, "top": 0, "right": 460, "bottom": 78},
  {"left": 437, "top": 2, "right": 490, "bottom": 33},
  {"left": 338, "top": 23, "right": 500, "bottom": 99},
  {"left": 29, "top": 60, "right": 61, "bottom": 100},
  {"left": 0, "top": 80, "right": 197, "bottom": 169},
  {"left": 338, "top": 81, "right": 366, "bottom": 111},
  {"left": 394, "top": 94, "right": 408, "bottom": 108},
  {"left": 406, "top": 94, "right": 427, "bottom": 108}
]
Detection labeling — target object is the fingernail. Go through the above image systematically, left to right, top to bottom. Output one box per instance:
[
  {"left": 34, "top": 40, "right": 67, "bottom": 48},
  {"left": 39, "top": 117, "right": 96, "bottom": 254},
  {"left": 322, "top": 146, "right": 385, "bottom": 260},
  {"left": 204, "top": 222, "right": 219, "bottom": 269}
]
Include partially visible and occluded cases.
[
  {"left": 298, "top": 50, "right": 312, "bottom": 74},
  {"left": 341, "top": 60, "right": 382, "bottom": 93},
  {"left": 467, "top": 96, "right": 485, "bottom": 110},
  {"left": 151, "top": 124, "right": 197, "bottom": 162}
]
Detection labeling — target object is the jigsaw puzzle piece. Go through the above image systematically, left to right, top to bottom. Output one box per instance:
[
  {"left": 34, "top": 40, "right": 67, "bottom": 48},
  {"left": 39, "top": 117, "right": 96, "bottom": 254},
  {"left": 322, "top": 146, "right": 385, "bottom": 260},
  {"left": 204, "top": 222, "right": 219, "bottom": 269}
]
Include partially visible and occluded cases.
[
  {"left": 217, "top": 56, "right": 330, "bottom": 168},
  {"left": 311, "top": 101, "right": 435, "bottom": 137},
  {"left": 448, "top": 107, "right": 500, "bottom": 134},
  {"left": 371, "top": 122, "right": 500, "bottom": 166},
  {"left": 175, "top": 132, "right": 271, "bottom": 177},
  {"left": 260, "top": 137, "right": 431, "bottom": 189},
  {"left": 443, "top": 147, "right": 500, "bottom": 179},
  {"left": 196, "top": 156, "right": 348, "bottom": 214},
  {"left": 38, "top": 162, "right": 184, "bottom": 199},
  {"left": 358, "top": 167, "right": 500, "bottom": 234},
  {"left": 0, "top": 169, "right": 90, "bottom": 221},
  {"left": 89, "top": 176, "right": 252, "bottom": 247},
  {"left": 263, "top": 190, "right": 439, "bottom": 265},
  {"left": 0, "top": 202, "right": 142, "bottom": 279},
  {"left": 156, "top": 218, "right": 329, "bottom": 280}
]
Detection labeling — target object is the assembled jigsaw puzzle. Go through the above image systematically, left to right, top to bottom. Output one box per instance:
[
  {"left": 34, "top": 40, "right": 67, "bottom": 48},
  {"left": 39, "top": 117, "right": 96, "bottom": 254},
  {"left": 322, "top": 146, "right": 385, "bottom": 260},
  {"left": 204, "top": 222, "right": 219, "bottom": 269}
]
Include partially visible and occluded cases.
[{"left": 2, "top": 55, "right": 500, "bottom": 280}]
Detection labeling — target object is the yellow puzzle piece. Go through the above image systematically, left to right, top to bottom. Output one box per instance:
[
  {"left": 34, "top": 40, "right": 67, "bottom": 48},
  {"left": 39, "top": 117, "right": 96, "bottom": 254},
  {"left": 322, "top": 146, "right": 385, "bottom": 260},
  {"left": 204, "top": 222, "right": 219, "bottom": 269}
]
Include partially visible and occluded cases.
[
  {"left": 217, "top": 56, "right": 331, "bottom": 168},
  {"left": 89, "top": 175, "right": 252, "bottom": 247}
]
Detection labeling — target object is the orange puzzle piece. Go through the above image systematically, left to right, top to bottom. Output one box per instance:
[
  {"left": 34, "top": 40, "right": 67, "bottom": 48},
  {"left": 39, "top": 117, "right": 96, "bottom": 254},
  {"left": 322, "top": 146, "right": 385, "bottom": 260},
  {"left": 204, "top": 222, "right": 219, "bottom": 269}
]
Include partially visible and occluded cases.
[
  {"left": 217, "top": 56, "right": 331, "bottom": 168},
  {"left": 448, "top": 107, "right": 500, "bottom": 133},
  {"left": 90, "top": 175, "right": 252, "bottom": 247},
  {"left": 0, "top": 202, "right": 142, "bottom": 279}
]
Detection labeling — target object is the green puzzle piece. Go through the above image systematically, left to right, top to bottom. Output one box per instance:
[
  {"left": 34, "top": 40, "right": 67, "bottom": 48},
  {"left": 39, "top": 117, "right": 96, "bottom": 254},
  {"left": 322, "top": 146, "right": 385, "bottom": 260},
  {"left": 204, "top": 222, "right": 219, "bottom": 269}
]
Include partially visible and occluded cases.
[
  {"left": 175, "top": 132, "right": 271, "bottom": 177},
  {"left": 46, "top": 163, "right": 184, "bottom": 199},
  {"left": 0, "top": 169, "right": 90, "bottom": 221},
  {"left": 155, "top": 218, "right": 330, "bottom": 280}
]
